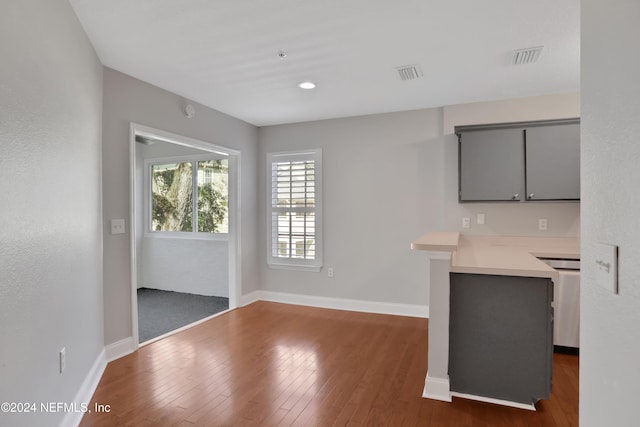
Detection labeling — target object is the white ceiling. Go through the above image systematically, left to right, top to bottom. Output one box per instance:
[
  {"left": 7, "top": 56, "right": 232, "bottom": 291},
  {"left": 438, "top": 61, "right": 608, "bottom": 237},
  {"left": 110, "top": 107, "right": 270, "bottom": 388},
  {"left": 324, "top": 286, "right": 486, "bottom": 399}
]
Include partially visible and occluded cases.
[{"left": 69, "top": 0, "right": 580, "bottom": 127}]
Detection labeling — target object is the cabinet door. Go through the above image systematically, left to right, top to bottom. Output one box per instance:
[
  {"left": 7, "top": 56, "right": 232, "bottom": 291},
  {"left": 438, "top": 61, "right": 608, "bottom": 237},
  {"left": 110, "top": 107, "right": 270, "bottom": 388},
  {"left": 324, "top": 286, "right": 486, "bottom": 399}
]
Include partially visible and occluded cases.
[
  {"left": 525, "top": 123, "right": 580, "bottom": 201},
  {"left": 459, "top": 128, "right": 524, "bottom": 201},
  {"left": 449, "top": 273, "right": 553, "bottom": 404}
]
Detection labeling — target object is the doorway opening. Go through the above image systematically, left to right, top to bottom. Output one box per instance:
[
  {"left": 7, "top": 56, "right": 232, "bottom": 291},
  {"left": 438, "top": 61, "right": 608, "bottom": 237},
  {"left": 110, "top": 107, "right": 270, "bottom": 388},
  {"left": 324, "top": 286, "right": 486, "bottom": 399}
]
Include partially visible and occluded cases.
[{"left": 129, "top": 123, "right": 241, "bottom": 346}]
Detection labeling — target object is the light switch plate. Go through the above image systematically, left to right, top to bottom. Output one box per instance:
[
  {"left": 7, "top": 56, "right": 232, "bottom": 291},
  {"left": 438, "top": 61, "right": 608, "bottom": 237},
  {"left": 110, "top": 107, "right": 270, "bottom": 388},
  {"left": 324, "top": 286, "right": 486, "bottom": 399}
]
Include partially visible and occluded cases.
[
  {"left": 476, "top": 213, "right": 485, "bottom": 225},
  {"left": 462, "top": 217, "right": 470, "bottom": 229},
  {"left": 110, "top": 219, "right": 125, "bottom": 235},
  {"left": 594, "top": 243, "right": 618, "bottom": 294}
]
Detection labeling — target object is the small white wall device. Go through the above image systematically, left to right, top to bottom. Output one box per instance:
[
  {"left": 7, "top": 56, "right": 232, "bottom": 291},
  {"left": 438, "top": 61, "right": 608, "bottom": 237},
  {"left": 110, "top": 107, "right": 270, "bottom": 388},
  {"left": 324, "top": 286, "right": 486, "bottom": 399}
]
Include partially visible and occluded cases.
[{"left": 184, "top": 103, "right": 195, "bottom": 119}]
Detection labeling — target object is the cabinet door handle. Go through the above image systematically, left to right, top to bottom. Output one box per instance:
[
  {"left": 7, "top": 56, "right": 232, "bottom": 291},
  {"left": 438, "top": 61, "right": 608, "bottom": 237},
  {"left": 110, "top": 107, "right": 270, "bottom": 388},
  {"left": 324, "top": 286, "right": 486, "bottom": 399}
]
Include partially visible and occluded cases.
[
  {"left": 512, "top": 193, "right": 519, "bottom": 200},
  {"left": 529, "top": 193, "right": 535, "bottom": 199}
]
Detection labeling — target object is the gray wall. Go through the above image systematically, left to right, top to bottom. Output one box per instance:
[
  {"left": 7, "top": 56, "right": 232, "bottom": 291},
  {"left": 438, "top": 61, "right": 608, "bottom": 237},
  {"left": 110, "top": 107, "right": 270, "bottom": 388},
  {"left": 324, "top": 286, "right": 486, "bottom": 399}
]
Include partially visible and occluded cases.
[
  {"left": 0, "top": 1, "right": 104, "bottom": 426},
  {"left": 581, "top": 1, "right": 640, "bottom": 425},
  {"left": 102, "top": 68, "right": 259, "bottom": 346},
  {"left": 258, "top": 94, "right": 580, "bottom": 307},
  {"left": 258, "top": 109, "right": 443, "bottom": 306}
]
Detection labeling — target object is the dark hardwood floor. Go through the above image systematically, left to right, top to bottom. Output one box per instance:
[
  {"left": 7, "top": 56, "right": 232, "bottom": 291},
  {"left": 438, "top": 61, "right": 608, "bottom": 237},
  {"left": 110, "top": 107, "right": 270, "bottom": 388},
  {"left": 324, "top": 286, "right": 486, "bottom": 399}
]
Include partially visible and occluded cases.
[{"left": 81, "top": 301, "right": 578, "bottom": 426}]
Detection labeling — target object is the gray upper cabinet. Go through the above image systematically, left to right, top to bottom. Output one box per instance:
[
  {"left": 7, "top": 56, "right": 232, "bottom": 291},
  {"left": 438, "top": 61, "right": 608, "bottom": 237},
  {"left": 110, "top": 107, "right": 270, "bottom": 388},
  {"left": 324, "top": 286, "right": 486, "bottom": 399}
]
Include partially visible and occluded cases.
[
  {"left": 456, "top": 118, "right": 580, "bottom": 203},
  {"left": 525, "top": 123, "right": 580, "bottom": 201},
  {"left": 459, "top": 128, "right": 524, "bottom": 201}
]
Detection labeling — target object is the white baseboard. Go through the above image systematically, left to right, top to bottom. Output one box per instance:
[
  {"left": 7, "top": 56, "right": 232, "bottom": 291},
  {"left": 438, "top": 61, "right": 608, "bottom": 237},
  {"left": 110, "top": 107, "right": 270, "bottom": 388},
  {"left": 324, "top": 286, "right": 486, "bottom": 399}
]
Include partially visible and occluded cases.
[
  {"left": 239, "top": 290, "right": 262, "bottom": 307},
  {"left": 243, "top": 290, "right": 428, "bottom": 318},
  {"left": 105, "top": 337, "right": 136, "bottom": 362},
  {"left": 62, "top": 349, "right": 107, "bottom": 427},
  {"left": 422, "top": 371, "right": 537, "bottom": 411},
  {"left": 423, "top": 372, "right": 452, "bottom": 402},
  {"left": 450, "top": 392, "right": 536, "bottom": 411}
]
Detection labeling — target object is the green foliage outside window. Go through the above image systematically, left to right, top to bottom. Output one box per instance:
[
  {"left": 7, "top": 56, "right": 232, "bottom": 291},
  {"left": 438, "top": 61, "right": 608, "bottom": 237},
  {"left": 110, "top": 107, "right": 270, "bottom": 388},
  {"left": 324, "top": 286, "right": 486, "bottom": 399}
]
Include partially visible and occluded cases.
[
  {"left": 151, "top": 159, "right": 228, "bottom": 233},
  {"left": 197, "top": 160, "right": 228, "bottom": 233}
]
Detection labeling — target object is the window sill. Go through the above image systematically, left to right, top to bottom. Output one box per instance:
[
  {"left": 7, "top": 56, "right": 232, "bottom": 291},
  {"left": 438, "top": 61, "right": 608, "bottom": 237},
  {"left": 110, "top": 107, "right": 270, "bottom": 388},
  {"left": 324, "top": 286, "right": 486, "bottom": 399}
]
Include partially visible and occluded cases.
[
  {"left": 144, "top": 231, "right": 229, "bottom": 241},
  {"left": 268, "top": 262, "right": 322, "bottom": 273}
]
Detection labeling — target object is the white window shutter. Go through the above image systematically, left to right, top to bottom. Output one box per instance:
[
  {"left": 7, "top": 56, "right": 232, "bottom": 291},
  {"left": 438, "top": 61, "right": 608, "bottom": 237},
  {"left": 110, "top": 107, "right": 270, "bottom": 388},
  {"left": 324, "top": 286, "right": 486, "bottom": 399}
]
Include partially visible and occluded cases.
[{"left": 267, "top": 150, "right": 322, "bottom": 271}]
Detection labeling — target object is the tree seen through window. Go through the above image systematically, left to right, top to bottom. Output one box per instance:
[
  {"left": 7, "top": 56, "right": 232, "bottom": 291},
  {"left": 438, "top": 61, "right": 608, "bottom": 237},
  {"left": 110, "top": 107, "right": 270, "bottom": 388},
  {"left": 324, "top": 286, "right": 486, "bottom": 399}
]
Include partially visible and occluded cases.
[{"left": 151, "top": 159, "right": 228, "bottom": 233}]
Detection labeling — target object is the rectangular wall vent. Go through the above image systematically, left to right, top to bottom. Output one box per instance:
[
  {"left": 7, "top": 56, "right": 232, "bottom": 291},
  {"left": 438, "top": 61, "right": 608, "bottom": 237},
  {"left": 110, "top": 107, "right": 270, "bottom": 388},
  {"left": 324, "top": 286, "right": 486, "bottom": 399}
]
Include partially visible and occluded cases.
[
  {"left": 512, "top": 46, "right": 543, "bottom": 65},
  {"left": 396, "top": 64, "right": 423, "bottom": 81}
]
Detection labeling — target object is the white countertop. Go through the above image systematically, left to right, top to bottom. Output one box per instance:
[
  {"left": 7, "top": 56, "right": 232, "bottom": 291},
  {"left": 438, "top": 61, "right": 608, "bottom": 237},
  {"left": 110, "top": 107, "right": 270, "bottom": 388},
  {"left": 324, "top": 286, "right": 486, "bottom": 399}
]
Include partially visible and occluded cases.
[
  {"left": 411, "top": 231, "right": 460, "bottom": 252},
  {"left": 412, "top": 232, "right": 580, "bottom": 280}
]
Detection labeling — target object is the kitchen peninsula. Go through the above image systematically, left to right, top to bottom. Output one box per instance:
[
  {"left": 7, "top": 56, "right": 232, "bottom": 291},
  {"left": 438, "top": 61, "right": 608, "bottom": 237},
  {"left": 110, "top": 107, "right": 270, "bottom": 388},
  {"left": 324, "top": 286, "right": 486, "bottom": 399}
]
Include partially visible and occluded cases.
[{"left": 412, "top": 232, "right": 579, "bottom": 410}]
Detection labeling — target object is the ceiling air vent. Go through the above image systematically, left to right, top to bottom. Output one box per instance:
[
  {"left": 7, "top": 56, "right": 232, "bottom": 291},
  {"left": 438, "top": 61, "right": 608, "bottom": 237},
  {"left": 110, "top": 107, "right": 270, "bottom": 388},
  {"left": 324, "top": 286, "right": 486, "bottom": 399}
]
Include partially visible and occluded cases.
[
  {"left": 512, "top": 46, "right": 543, "bottom": 65},
  {"left": 396, "top": 64, "right": 423, "bottom": 81}
]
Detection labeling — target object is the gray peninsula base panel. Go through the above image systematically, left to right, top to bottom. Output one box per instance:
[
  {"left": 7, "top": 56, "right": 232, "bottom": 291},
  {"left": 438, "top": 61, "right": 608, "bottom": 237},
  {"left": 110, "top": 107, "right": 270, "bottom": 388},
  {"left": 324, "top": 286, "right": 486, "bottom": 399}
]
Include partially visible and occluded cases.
[{"left": 449, "top": 273, "right": 553, "bottom": 405}]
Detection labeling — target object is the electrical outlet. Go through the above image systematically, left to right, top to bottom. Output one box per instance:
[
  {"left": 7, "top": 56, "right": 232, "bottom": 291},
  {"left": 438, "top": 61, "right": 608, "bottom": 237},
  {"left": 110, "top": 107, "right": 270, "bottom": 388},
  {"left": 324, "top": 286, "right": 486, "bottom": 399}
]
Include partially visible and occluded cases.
[
  {"left": 477, "top": 213, "right": 485, "bottom": 225},
  {"left": 462, "top": 217, "right": 470, "bottom": 229},
  {"left": 538, "top": 218, "right": 548, "bottom": 231},
  {"left": 110, "top": 219, "right": 125, "bottom": 235},
  {"left": 327, "top": 267, "right": 334, "bottom": 278},
  {"left": 60, "top": 347, "right": 66, "bottom": 374}
]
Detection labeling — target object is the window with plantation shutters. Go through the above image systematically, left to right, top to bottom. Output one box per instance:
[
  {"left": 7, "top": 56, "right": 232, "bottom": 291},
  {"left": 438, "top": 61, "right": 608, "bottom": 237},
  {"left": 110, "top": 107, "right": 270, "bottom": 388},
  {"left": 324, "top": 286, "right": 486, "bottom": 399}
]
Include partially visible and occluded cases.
[{"left": 267, "top": 150, "right": 323, "bottom": 271}]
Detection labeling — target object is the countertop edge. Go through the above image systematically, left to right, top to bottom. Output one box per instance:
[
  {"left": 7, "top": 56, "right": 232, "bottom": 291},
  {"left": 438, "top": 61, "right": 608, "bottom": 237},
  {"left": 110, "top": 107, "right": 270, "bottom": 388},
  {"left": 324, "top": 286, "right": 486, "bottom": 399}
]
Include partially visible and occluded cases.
[
  {"left": 411, "top": 232, "right": 460, "bottom": 252},
  {"left": 412, "top": 232, "right": 579, "bottom": 279}
]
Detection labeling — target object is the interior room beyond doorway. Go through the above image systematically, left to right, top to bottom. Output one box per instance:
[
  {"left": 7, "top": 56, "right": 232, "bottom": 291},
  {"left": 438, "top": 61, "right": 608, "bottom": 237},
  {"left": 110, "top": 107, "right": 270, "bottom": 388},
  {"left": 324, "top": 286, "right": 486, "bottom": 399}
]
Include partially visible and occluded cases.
[{"left": 131, "top": 125, "right": 239, "bottom": 345}]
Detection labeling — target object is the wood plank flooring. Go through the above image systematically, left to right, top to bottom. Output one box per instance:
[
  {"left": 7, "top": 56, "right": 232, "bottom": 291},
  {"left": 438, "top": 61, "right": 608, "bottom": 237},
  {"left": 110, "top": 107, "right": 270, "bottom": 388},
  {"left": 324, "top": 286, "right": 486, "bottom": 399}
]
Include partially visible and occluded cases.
[{"left": 81, "top": 301, "right": 578, "bottom": 426}]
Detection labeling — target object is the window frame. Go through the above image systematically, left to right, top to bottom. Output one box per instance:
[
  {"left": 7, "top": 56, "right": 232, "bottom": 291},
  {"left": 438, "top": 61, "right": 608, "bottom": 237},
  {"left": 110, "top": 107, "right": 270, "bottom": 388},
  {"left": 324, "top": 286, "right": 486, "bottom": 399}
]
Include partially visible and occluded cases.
[
  {"left": 266, "top": 149, "right": 323, "bottom": 272},
  {"left": 144, "top": 153, "right": 229, "bottom": 240}
]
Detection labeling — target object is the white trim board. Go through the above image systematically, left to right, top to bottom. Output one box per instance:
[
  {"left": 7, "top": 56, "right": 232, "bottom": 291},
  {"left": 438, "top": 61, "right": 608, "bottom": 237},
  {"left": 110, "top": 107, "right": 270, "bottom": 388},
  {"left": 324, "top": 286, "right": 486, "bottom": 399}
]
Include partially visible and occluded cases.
[
  {"left": 239, "top": 290, "right": 261, "bottom": 307},
  {"left": 240, "top": 290, "right": 429, "bottom": 318},
  {"left": 105, "top": 337, "right": 136, "bottom": 362},
  {"left": 62, "top": 349, "right": 107, "bottom": 427},
  {"left": 421, "top": 372, "right": 537, "bottom": 411},
  {"left": 423, "top": 372, "right": 452, "bottom": 402},
  {"left": 450, "top": 392, "right": 537, "bottom": 411}
]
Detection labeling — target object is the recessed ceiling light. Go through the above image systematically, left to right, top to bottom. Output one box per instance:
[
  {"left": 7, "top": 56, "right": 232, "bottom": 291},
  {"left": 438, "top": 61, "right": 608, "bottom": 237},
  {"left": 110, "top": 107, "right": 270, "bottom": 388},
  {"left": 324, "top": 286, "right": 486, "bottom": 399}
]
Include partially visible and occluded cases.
[{"left": 299, "top": 82, "right": 316, "bottom": 90}]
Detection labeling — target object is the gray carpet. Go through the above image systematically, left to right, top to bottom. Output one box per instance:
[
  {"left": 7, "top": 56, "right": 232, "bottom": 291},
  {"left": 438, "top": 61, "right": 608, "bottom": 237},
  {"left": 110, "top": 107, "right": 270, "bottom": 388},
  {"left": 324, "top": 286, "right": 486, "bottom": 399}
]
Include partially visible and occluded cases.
[{"left": 137, "top": 288, "right": 229, "bottom": 343}]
